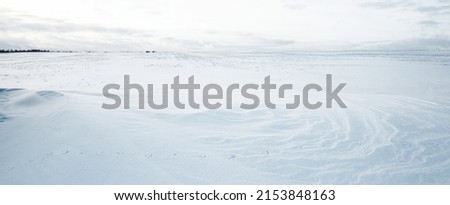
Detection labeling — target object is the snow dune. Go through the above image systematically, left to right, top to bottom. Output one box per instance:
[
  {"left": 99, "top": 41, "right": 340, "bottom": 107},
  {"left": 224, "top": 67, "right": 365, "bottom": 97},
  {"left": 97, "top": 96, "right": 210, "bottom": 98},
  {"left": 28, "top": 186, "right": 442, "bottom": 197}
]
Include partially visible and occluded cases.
[{"left": 1, "top": 51, "right": 450, "bottom": 184}]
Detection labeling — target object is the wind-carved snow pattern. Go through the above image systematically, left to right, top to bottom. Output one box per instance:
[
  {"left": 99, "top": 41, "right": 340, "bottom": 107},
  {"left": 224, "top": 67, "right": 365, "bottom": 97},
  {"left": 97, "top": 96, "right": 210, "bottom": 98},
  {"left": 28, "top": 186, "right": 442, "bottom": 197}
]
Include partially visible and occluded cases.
[{"left": 0, "top": 51, "right": 449, "bottom": 184}]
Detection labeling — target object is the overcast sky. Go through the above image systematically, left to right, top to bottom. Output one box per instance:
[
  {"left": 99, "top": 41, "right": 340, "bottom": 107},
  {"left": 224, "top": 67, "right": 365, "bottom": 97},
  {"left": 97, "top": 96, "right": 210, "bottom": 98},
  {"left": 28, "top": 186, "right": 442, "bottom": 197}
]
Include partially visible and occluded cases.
[{"left": 1, "top": 0, "right": 449, "bottom": 51}]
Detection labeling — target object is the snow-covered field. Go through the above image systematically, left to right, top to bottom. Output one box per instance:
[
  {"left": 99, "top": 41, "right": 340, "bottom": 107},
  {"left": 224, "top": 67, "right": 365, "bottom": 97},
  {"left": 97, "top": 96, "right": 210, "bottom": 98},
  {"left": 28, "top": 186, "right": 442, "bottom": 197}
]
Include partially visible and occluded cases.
[{"left": 1, "top": 51, "right": 450, "bottom": 184}]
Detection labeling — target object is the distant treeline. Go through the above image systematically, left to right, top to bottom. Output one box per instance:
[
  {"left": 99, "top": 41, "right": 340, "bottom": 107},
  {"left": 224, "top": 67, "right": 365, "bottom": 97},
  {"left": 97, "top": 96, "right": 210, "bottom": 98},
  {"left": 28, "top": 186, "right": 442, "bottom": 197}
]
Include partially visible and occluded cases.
[
  {"left": 0, "top": 49, "right": 51, "bottom": 53},
  {"left": 0, "top": 49, "right": 157, "bottom": 53}
]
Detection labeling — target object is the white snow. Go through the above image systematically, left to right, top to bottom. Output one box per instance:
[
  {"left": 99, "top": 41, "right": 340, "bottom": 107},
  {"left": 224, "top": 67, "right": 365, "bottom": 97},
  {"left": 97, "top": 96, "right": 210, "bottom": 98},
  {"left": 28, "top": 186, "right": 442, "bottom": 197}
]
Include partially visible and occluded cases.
[{"left": 1, "top": 51, "right": 450, "bottom": 184}]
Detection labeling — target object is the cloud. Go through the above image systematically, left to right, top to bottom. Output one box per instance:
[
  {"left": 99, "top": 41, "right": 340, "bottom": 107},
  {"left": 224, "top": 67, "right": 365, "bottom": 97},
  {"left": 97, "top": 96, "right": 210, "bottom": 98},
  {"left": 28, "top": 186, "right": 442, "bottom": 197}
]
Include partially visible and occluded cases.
[
  {"left": 360, "top": 0, "right": 414, "bottom": 9},
  {"left": 360, "top": 0, "right": 450, "bottom": 15},
  {"left": 283, "top": 3, "right": 306, "bottom": 10},
  {"left": 415, "top": 5, "right": 450, "bottom": 15},
  {"left": 0, "top": 9, "right": 156, "bottom": 50},
  {"left": 0, "top": 11, "right": 152, "bottom": 35},
  {"left": 419, "top": 20, "right": 440, "bottom": 27},
  {"left": 157, "top": 33, "right": 297, "bottom": 52},
  {"left": 365, "top": 37, "right": 450, "bottom": 50},
  {"left": 0, "top": 38, "right": 32, "bottom": 49}
]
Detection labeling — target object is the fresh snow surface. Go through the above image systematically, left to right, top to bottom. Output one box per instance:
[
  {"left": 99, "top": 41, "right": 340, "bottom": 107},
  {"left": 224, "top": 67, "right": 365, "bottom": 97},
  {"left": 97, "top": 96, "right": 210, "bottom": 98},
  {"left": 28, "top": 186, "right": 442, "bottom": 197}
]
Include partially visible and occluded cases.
[{"left": 1, "top": 51, "right": 450, "bottom": 184}]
